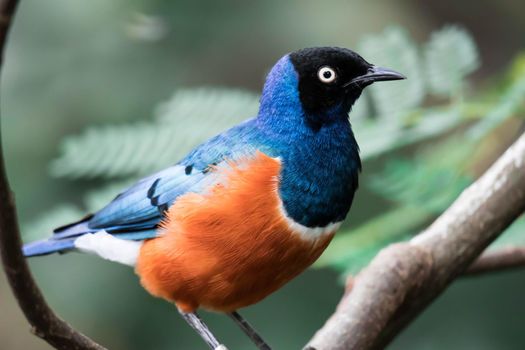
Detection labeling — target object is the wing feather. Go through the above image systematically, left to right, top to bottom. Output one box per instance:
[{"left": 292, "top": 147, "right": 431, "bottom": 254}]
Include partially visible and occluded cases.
[{"left": 52, "top": 118, "right": 264, "bottom": 241}]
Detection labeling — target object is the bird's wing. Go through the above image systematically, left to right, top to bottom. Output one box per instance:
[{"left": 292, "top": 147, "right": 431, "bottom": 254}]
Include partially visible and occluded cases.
[
  {"left": 53, "top": 118, "right": 264, "bottom": 240},
  {"left": 88, "top": 165, "right": 212, "bottom": 230}
]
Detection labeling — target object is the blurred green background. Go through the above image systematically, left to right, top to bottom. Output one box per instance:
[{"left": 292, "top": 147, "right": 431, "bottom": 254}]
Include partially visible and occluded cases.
[{"left": 1, "top": 0, "right": 525, "bottom": 349}]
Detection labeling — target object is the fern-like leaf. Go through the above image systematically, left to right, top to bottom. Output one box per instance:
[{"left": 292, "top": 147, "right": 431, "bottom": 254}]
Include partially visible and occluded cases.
[
  {"left": 424, "top": 25, "right": 480, "bottom": 97},
  {"left": 358, "top": 26, "right": 425, "bottom": 120},
  {"left": 156, "top": 87, "right": 259, "bottom": 125},
  {"left": 50, "top": 88, "right": 259, "bottom": 179},
  {"left": 355, "top": 107, "right": 462, "bottom": 159},
  {"left": 368, "top": 138, "right": 474, "bottom": 212}
]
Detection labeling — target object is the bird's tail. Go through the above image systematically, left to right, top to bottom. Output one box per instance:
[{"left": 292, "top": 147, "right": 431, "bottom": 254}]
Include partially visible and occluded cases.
[
  {"left": 23, "top": 214, "right": 157, "bottom": 258},
  {"left": 23, "top": 215, "right": 93, "bottom": 257},
  {"left": 22, "top": 238, "right": 77, "bottom": 257}
]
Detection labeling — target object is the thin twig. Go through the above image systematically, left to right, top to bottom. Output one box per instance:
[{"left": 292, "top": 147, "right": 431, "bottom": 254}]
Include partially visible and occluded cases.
[
  {"left": 0, "top": 1, "right": 106, "bottom": 349},
  {"left": 305, "top": 132, "right": 525, "bottom": 350},
  {"left": 465, "top": 246, "right": 525, "bottom": 276}
]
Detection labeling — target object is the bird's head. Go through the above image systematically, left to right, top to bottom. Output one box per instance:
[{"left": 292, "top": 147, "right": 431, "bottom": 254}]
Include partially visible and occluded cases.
[{"left": 259, "top": 47, "right": 405, "bottom": 127}]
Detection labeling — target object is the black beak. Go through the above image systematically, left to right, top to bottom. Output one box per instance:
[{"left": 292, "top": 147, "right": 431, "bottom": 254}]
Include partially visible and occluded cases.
[{"left": 343, "top": 65, "right": 406, "bottom": 88}]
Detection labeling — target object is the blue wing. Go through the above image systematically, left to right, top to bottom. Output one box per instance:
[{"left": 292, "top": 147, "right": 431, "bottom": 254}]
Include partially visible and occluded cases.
[{"left": 24, "top": 118, "right": 267, "bottom": 257}]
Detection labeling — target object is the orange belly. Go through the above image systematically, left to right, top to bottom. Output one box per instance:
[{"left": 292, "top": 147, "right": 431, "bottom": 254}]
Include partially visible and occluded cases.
[{"left": 135, "top": 152, "right": 335, "bottom": 312}]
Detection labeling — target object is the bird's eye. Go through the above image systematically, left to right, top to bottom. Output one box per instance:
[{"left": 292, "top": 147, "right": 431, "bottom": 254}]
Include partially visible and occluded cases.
[{"left": 317, "top": 66, "right": 337, "bottom": 84}]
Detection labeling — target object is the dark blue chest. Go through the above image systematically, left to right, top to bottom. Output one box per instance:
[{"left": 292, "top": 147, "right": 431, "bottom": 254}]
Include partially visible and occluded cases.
[{"left": 262, "top": 118, "right": 361, "bottom": 228}]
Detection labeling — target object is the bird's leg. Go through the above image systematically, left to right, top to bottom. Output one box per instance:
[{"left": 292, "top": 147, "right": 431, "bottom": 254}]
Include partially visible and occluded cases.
[
  {"left": 178, "top": 309, "right": 228, "bottom": 350},
  {"left": 229, "top": 311, "right": 271, "bottom": 350}
]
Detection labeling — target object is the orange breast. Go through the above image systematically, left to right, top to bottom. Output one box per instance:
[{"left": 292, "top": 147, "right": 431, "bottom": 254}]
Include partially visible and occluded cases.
[{"left": 135, "top": 152, "right": 335, "bottom": 313}]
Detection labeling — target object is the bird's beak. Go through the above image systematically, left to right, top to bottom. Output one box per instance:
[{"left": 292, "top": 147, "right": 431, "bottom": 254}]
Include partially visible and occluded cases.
[{"left": 344, "top": 65, "right": 406, "bottom": 88}]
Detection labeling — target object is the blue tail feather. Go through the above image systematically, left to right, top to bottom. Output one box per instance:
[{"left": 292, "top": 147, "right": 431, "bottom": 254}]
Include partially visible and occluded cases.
[
  {"left": 23, "top": 207, "right": 160, "bottom": 258},
  {"left": 23, "top": 229, "right": 158, "bottom": 258},
  {"left": 23, "top": 238, "right": 77, "bottom": 257}
]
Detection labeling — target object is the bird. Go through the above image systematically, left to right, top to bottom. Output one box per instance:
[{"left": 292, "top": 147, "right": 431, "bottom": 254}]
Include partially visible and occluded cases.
[{"left": 23, "top": 47, "right": 405, "bottom": 350}]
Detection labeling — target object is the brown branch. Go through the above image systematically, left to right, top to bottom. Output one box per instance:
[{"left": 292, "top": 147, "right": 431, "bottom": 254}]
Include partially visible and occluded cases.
[
  {"left": 0, "top": 1, "right": 106, "bottom": 349},
  {"left": 305, "top": 132, "right": 525, "bottom": 350},
  {"left": 464, "top": 246, "right": 525, "bottom": 276}
]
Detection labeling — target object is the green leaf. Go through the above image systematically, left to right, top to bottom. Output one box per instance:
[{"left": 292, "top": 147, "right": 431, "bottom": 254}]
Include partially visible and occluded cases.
[
  {"left": 424, "top": 25, "right": 480, "bottom": 97},
  {"left": 358, "top": 26, "right": 425, "bottom": 120},
  {"left": 156, "top": 87, "right": 259, "bottom": 126},
  {"left": 50, "top": 88, "right": 259, "bottom": 179},
  {"left": 355, "top": 106, "right": 463, "bottom": 159},
  {"left": 368, "top": 138, "right": 474, "bottom": 213}
]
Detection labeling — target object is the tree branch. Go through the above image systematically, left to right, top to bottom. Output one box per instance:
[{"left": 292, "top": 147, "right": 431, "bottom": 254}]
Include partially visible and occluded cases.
[
  {"left": 0, "top": 1, "right": 106, "bottom": 349},
  {"left": 305, "top": 132, "right": 525, "bottom": 350},
  {"left": 464, "top": 246, "right": 525, "bottom": 276}
]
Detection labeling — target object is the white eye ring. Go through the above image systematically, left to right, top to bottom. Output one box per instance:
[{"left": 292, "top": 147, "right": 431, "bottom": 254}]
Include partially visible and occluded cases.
[{"left": 318, "top": 66, "right": 337, "bottom": 83}]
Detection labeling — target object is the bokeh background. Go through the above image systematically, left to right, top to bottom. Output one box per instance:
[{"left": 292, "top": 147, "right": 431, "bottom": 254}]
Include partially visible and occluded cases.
[{"left": 1, "top": 0, "right": 525, "bottom": 349}]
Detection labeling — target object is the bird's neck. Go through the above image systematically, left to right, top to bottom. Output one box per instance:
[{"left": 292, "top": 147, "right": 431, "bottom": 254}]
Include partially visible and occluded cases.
[
  {"left": 257, "top": 55, "right": 304, "bottom": 123},
  {"left": 273, "top": 116, "right": 360, "bottom": 228}
]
